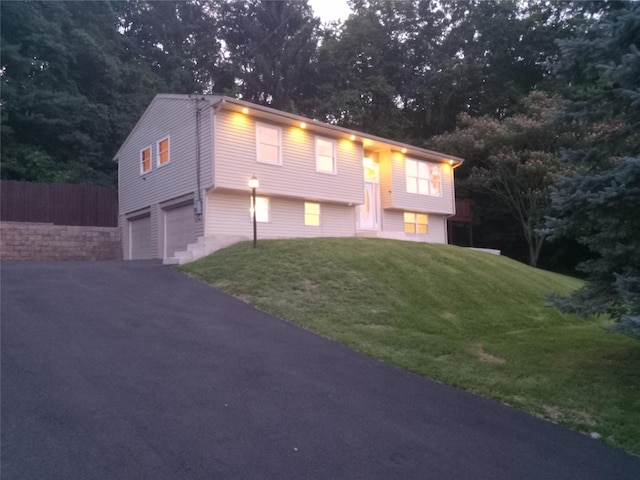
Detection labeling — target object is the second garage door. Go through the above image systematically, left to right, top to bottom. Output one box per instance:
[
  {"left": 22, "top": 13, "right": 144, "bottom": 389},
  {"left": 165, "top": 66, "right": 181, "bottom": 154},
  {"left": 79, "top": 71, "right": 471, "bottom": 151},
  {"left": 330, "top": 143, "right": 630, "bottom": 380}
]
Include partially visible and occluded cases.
[{"left": 164, "top": 203, "right": 196, "bottom": 257}]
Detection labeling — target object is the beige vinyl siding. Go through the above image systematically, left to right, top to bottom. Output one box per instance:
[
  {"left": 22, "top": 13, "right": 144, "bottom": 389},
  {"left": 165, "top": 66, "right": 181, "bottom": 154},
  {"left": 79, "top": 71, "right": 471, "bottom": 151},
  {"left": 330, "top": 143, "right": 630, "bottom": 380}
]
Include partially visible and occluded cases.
[
  {"left": 118, "top": 96, "right": 214, "bottom": 216},
  {"left": 213, "top": 110, "right": 364, "bottom": 205},
  {"left": 379, "top": 150, "right": 455, "bottom": 214},
  {"left": 379, "top": 150, "right": 393, "bottom": 210},
  {"left": 205, "top": 190, "right": 356, "bottom": 239},
  {"left": 382, "top": 210, "right": 448, "bottom": 244}
]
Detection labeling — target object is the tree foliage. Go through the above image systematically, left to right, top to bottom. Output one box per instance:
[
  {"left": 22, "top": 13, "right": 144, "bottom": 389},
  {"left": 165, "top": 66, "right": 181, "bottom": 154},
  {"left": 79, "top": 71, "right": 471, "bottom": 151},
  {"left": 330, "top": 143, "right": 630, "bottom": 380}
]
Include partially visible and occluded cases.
[
  {"left": 218, "top": 0, "right": 320, "bottom": 114},
  {"left": 1, "top": 1, "right": 126, "bottom": 184},
  {"left": 545, "top": 3, "right": 640, "bottom": 338},
  {"left": 431, "top": 92, "right": 578, "bottom": 267}
]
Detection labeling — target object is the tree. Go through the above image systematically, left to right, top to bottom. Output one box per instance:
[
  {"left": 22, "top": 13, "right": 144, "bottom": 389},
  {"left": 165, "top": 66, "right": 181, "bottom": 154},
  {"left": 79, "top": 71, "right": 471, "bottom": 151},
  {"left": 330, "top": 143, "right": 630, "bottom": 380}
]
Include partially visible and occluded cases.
[
  {"left": 0, "top": 0, "right": 224, "bottom": 185},
  {"left": 218, "top": 0, "right": 321, "bottom": 115},
  {"left": 314, "top": 0, "right": 595, "bottom": 142},
  {"left": 1, "top": 1, "right": 125, "bottom": 184},
  {"left": 313, "top": 1, "right": 411, "bottom": 138},
  {"left": 545, "top": 3, "right": 640, "bottom": 338},
  {"left": 431, "top": 92, "right": 578, "bottom": 267}
]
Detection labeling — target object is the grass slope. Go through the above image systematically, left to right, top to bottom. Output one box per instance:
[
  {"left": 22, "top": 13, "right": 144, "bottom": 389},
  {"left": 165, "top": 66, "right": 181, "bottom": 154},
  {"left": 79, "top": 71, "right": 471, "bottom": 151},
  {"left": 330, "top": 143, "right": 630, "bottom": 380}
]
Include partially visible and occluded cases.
[{"left": 181, "top": 238, "right": 640, "bottom": 454}]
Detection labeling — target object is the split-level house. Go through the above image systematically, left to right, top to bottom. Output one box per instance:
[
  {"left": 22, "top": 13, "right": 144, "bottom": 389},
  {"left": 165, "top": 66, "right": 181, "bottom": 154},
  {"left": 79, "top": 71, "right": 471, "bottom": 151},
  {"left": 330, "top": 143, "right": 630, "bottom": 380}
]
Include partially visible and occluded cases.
[{"left": 114, "top": 95, "right": 464, "bottom": 264}]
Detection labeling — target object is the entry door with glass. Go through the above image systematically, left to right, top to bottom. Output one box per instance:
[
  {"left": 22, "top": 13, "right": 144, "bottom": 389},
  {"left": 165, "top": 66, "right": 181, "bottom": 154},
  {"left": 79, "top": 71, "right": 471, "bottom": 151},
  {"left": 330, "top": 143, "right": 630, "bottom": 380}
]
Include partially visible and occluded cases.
[{"left": 357, "top": 158, "right": 380, "bottom": 231}]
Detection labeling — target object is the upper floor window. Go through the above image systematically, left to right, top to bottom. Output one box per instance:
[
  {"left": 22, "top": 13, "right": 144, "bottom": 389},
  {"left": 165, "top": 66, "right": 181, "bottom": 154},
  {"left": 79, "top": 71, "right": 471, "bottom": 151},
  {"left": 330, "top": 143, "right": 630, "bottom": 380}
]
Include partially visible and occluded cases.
[
  {"left": 256, "top": 123, "right": 282, "bottom": 165},
  {"left": 157, "top": 136, "right": 170, "bottom": 166},
  {"left": 316, "top": 137, "right": 336, "bottom": 174},
  {"left": 140, "top": 146, "right": 152, "bottom": 174},
  {"left": 406, "top": 159, "right": 441, "bottom": 197},
  {"left": 251, "top": 196, "right": 271, "bottom": 223},
  {"left": 305, "top": 202, "right": 320, "bottom": 226},
  {"left": 404, "top": 212, "right": 428, "bottom": 234}
]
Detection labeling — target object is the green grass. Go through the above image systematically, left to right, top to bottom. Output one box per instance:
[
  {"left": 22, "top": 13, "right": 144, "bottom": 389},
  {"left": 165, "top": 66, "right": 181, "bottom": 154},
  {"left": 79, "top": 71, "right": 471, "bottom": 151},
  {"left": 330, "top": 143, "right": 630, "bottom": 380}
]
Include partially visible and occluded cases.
[{"left": 180, "top": 238, "right": 640, "bottom": 454}]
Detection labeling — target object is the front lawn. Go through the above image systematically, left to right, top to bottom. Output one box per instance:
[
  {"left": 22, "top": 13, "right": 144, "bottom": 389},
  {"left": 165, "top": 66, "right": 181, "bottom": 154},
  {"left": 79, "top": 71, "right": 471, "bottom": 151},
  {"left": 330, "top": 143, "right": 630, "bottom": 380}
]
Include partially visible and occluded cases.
[{"left": 181, "top": 238, "right": 640, "bottom": 454}]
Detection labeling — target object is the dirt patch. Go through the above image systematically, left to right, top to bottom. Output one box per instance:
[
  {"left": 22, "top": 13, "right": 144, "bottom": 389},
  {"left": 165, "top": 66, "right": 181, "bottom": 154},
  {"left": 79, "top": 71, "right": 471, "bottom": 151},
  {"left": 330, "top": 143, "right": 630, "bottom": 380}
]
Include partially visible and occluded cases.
[
  {"left": 469, "top": 343, "right": 507, "bottom": 364},
  {"left": 542, "top": 405, "right": 597, "bottom": 427}
]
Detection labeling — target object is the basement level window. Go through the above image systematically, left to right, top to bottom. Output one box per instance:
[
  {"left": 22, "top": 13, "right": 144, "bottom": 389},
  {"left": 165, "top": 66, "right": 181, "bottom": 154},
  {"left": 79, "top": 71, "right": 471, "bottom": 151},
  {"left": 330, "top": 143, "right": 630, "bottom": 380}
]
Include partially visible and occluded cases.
[
  {"left": 305, "top": 202, "right": 320, "bottom": 226},
  {"left": 404, "top": 212, "right": 428, "bottom": 234}
]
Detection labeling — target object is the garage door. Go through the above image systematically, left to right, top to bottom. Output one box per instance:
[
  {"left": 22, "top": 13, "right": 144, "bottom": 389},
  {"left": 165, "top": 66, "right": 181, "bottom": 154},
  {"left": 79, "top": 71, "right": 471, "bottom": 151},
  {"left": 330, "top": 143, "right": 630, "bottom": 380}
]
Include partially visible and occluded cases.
[
  {"left": 164, "top": 203, "right": 196, "bottom": 257},
  {"left": 129, "top": 215, "right": 152, "bottom": 260}
]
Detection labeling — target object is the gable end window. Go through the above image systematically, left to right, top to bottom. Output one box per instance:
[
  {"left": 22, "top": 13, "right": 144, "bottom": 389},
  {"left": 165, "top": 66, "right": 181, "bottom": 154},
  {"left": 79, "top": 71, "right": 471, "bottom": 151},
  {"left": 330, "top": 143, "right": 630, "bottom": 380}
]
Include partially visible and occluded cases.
[
  {"left": 256, "top": 123, "right": 282, "bottom": 165},
  {"left": 157, "top": 136, "right": 170, "bottom": 166},
  {"left": 315, "top": 137, "right": 336, "bottom": 174},
  {"left": 140, "top": 146, "right": 152, "bottom": 174},
  {"left": 406, "top": 159, "right": 441, "bottom": 197},
  {"left": 305, "top": 202, "right": 320, "bottom": 226},
  {"left": 404, "top": 212, "right": 428, "bottom": 234}
]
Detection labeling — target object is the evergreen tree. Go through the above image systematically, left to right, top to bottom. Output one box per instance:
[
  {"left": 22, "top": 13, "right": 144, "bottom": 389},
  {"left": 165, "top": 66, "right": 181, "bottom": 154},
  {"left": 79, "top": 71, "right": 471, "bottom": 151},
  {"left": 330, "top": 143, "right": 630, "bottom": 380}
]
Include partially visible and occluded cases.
[{"left": 545, "top": 3, "right": 640, "bottom": 338}]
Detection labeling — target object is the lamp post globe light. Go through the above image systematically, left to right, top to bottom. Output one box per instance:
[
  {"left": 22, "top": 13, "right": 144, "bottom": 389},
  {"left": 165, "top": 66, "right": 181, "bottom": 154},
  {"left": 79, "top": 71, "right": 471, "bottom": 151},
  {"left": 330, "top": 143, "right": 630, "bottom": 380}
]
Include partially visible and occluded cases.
[{"left": 249, "top": 175, "right": 259, "bottom": 248}]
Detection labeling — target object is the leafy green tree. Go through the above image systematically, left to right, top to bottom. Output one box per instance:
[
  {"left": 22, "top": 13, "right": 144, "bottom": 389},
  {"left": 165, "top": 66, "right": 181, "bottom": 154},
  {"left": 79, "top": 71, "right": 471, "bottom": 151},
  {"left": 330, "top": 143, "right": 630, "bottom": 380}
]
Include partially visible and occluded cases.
[
  {"left": 1, "top": 0, "right": 223, "bottom": 185},
  {"left": 118, "top": 0, "right": 222, "bottom": 93},
  {"left": 218, "top": 0, "right": 320, "bottom": 115},
  {"left": 314, "top": 0, "right": 595, "bottom": 142},
  {"left": 1, "top": 1, "right": 125, "bottom": 184},
  {"left": 313, "top": 1, "right": 411, "bottom": 138},
  {"left": 545, "top": 3, "right": 640, "bottom": 338},
  {"left": 431, "top": 92, "right": 578, "bottom": 267}
]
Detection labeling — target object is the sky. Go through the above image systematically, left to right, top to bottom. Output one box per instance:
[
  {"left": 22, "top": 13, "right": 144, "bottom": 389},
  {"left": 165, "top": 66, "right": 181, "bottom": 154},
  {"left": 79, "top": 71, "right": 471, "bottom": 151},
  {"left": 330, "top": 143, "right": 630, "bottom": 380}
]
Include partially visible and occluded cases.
[{"left": 308, "top": 0, "right": 352, "bottom": 23}]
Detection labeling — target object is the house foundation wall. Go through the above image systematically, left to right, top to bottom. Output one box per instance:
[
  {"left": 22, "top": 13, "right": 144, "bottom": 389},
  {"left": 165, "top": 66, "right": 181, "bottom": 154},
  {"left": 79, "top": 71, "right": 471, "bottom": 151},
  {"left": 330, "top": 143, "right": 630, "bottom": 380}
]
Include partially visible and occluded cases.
[{"left": 1, "top": 222, "right": 121, "bottom": 261}]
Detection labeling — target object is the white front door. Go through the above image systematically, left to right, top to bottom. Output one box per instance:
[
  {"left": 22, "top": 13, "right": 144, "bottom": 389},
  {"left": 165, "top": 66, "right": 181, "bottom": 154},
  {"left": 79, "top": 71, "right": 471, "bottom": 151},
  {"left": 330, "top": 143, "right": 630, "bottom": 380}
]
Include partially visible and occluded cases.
[
  {"left": 358, "top": 157, "right": 381, "bottom": 231},
  {"left": 358, "top": 182, "right": 380, "bottom": 231}
]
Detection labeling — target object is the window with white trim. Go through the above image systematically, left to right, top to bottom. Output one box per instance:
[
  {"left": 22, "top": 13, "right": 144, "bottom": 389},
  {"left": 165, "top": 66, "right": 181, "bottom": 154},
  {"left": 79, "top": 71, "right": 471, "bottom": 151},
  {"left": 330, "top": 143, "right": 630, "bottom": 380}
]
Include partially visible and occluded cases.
[
  {"left": 256, "top": 123, "right": 282, "bottom": 165},
  {"left": 157, "top": 136, "right": 170, "bottom": 166},
  {"left": 315, "top": 137, "right": 336, "bottom": 174},
  {"left": 140, "top": 145, "right": 152, "bottom": 174},
  {"left": 406, "top": 159, "right": 441, "bottom": 197},
  {"left": 250, "top": 196, "right": 270, "bottom": 223},
  {"left": 304, "top": 202, "right": 320, "bottom": 226},
  {"left": 404, "top": 212, "right": 428, "bottom": 234}
]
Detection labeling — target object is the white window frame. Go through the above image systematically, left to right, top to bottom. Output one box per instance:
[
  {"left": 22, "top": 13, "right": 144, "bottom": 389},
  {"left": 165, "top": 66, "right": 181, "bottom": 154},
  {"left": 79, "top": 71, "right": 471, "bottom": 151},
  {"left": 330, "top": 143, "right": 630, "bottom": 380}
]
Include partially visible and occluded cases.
[
  {"left": 256, "top": 123, "right": 282, "bottom": 165},
  {"left": 156, "top": 135, "right": 170, "bottom": 167},
  {"left": 315, "top": 136, "right": 336, "bottom": 174},
  {"left": 140, "top": 145, "right": 152, "bottom": 175},
  {"left": 405, "top": 158, "right": 442, "bottom": 197},
  {"left": 250, "top": 196, "right": 271, "bottom": 223},
  {"left": 304, "top": 202, "right": 321, "bottom": 226},
  {"left": 404, "top": 212, "right": 428, "bottom": 234}
]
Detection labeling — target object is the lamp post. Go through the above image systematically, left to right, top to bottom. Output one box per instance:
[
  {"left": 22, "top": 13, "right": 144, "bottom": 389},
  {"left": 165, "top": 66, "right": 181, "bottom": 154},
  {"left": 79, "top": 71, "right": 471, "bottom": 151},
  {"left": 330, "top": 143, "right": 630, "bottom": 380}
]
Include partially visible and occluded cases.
[{"left": 249, "top": 175, "right": 259, "bottom": 248}]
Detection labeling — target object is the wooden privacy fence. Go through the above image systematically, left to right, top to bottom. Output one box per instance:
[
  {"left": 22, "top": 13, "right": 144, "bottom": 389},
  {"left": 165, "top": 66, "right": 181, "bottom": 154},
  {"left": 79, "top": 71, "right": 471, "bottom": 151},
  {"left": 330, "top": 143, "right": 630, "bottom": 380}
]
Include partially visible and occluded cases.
[{"left": 1, "top": 180, "right": 118, "bottom": 227}]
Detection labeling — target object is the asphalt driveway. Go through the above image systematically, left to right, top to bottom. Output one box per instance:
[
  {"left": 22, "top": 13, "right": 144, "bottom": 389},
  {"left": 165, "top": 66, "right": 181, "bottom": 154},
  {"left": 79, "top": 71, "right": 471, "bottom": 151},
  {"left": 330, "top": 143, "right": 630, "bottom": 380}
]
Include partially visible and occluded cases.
[{"left": 2, "top": 261, "right": 639, "bottom": 479}]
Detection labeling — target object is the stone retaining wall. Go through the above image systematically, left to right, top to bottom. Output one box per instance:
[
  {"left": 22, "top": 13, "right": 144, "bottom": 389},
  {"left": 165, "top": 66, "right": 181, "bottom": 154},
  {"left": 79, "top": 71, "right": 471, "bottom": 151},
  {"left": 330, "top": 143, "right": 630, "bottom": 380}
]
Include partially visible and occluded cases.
[{"left": 0, "top": 222, "right": 121, "bottom": 261}]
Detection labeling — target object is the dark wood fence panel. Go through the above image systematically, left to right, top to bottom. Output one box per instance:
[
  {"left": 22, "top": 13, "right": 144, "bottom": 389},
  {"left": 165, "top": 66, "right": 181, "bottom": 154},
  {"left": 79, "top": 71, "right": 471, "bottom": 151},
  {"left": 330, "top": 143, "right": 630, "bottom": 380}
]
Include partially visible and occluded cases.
[
  {"left": 1, "top": 181, "right": 118, "bottom": 227},
  {"left": 450, "top": 199, "right": 471, "bottom": 223}
]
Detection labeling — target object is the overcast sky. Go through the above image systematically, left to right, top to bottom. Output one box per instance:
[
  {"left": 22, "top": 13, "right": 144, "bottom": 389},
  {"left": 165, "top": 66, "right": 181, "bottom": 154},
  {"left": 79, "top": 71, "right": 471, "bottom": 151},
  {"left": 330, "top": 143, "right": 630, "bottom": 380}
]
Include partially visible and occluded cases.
[{"left": 308, "top": 0, "right": 352, "bottom": 23}]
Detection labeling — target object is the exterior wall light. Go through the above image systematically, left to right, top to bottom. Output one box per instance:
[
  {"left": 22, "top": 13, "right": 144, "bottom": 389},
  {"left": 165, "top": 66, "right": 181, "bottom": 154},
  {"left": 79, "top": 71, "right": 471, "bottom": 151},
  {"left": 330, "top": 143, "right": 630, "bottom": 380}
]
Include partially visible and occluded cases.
[
  {"left": 242, "top": 107, "right": 249, "bottom": 114},
  {"left": 300, "top": 122, "right": 307, "bottom": 129},
  {"left": 401, "top": 148, "right": 407, "bottom": 154}
]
